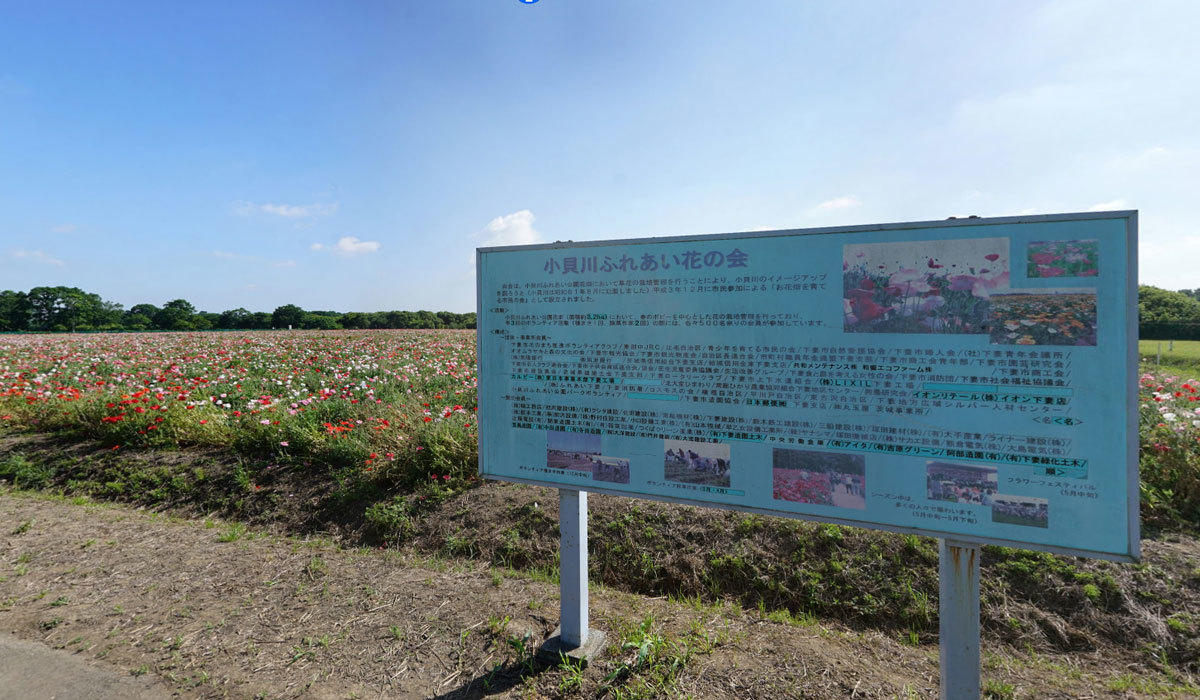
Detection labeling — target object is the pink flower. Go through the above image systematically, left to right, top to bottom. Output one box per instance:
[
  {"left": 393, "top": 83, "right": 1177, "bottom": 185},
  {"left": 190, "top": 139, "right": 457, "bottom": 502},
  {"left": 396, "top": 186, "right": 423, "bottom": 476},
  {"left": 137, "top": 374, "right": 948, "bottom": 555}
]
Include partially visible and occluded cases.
[
  {"left": 1031, "top": 252, "right": 1060, "bottom": 265},
  {"left": 985, "top": 253, "right": 1000, "bottom": 262},
  {"left": 1036, "top": 265, "right": 1065, "bottom": 277},
  {"left": 888, "top": 268, "right": 922, "bottom": 285},
  {"left": 888, "top": 269, "right": 930, "bottom": 295},
  {"left": 982, "top": 271, "right": 1009, "bottom": 290},
  {"left": 948, "top": 275, "right": 978, "bottom": 291},
  {"left": 918, "top": 295, "right": 946, "bottom": 313},
  {"left": 851, "top": 297, "right": 886, "bottom": 322},
  {"left": 260, "top": 419, "right": 270, "bottom": 425},
  {"left": 280, "top": 441, "right": 289, "bottom": 447}
]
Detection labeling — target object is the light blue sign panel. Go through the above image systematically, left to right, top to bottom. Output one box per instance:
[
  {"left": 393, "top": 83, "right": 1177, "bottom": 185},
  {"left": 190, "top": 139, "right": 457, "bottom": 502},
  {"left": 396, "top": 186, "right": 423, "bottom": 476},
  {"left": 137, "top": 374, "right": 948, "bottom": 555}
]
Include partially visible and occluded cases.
[{"left": 477, "top": 212, "right": 1139, "bottom": 562}]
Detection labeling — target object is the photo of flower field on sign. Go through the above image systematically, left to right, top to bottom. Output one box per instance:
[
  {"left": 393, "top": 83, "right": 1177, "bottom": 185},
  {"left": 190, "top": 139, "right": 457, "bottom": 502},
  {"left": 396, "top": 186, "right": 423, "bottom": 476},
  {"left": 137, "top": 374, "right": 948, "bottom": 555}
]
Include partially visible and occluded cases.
[
  {"left": 843, "top": 237, "right": 1009, "bottom": 334},
  {"left": 1027, "top": 239, "right": 1098, "bottom": 278},
  {"left": 987, "top": 288, "right": 1097, "bottom": 346},
  {"left": 547, "top": 430, "right": 601, "bottom": 471},
  {"left": 664, "top": 439, "right": 730, "bottom": 487},
  {"left": 772, "top": 448, "right": 866, "bottom": 509},
  {"left": 992, "top": 494, "right": 1049, "bottom": 528}
]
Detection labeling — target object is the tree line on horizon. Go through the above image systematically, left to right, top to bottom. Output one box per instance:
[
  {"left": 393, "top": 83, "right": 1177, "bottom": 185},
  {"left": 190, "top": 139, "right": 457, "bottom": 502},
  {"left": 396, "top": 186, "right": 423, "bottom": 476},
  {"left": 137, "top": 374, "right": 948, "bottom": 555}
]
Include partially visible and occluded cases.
[
  {"left": 3, "top": 283, "right": 1197, "bottom": 336},
  {"left": 0, "top": 286, "right": 475, "bottom": 333}
]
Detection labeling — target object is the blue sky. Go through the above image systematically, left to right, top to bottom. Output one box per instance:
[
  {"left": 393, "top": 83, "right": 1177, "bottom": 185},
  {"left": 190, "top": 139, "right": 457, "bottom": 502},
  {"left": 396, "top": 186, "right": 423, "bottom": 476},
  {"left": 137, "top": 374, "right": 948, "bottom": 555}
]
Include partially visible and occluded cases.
[{"left": 2, "top": 0, "right": 1197, "bottom": 314}]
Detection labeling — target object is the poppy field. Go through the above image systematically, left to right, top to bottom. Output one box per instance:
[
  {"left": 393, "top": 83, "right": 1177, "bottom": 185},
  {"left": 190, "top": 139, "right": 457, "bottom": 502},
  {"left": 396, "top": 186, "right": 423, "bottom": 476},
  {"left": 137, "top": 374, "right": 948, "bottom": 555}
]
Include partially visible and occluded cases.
[
  {"left": 842, "top": 238, "right": 1010, "bottom": 335},
  {"left": 1027, "top": 239, "right": 1099, "bottom": 278},
  {"left": 986, "top": 291, "right": 1098, "bottom": 346},
  {"left": 0, "top": 330, "right": 478, "bottom": 489},
  {"left": 1, "top": 330, "right": 1199, "bottom": 528},
  {"left": 1139, "top": 370, "right": 1200, "bottom": 523}
]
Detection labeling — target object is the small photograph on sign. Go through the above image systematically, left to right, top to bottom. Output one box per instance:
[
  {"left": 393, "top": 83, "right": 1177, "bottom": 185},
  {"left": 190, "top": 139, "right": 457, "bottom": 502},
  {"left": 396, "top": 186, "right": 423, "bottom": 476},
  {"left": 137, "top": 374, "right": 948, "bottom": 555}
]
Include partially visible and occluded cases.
[
  {"left": 843, "top": 237, "right": 1009, "bottom": 335},
  {"left": 1026, "top": 239, "right": 1098, "bottom": 278},
  {"left": 988, "top": 288, "right": 1097, "bottom": 346},
  {"left": 547, "top": 431, "right": 601, "bottom": 471},
  {"left": 663, "top": 439, "right": 731, "bottom": 488},
  {"left": 772, "top": 448, "right": 866, "bottom": 509},
  {"left": 592, "top": 456, "right": 631, "bottom": 484},
  {"left": 925, "top": 462, "right": 998, "bottom": 505},
  {"left": 992, "top": 494, "right": 1049, "bottom": 528}
]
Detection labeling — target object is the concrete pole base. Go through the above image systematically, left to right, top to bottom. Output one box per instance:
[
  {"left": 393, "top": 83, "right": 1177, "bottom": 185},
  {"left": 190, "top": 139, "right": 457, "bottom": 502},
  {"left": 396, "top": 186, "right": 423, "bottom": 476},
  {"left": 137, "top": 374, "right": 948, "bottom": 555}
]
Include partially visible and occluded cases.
[{"left": 537, "top": 626, "right": 608, "bottom": 667}]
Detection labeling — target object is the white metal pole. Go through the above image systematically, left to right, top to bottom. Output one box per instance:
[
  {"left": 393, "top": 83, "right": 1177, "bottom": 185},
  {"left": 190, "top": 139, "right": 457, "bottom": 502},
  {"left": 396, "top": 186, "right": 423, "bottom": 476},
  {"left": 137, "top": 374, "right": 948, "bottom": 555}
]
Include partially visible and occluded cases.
[
  {"left": 559, "top": 488, "right": 589, "bottom": 647},
  {"left": 939, "top": 539, "right": 981, "bottom": 700}
]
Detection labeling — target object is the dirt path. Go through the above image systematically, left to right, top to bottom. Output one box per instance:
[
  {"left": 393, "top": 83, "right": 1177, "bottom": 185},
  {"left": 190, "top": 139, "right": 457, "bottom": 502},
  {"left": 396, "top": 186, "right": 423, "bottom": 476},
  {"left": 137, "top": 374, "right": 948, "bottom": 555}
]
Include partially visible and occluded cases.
[
  {"left": 0, "top": 490, "right": 1189, "bottom": 699},
  {"left": 0, "top": 631, "right": 170, "bottom": 700}
]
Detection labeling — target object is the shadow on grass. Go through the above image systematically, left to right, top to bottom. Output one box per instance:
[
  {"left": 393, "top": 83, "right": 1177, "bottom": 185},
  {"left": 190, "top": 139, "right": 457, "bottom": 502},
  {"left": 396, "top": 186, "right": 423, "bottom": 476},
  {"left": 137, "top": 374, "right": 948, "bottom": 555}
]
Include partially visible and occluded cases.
[{"left": 431, "top": 656, "right": 556, "bottom": 699}]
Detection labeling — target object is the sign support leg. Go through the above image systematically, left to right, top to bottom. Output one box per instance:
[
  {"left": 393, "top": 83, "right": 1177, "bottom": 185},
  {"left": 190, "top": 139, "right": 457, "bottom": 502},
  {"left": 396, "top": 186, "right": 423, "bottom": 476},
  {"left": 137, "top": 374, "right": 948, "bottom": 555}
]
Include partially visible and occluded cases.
[
  {"left": 560, "top": 487, "right": 588, "bottom": 647},
  {"left": 537, "top": 488, "right": 606, "bottom": 665},
  {"left": 939, "top": 538, "right": 981, "bottom": 700}
]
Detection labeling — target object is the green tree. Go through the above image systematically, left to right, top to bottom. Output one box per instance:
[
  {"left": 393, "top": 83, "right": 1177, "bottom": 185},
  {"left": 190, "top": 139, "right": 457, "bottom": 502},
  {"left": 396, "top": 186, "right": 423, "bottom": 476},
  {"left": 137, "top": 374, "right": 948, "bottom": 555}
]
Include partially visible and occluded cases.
[
  {"left": 1139, "top": 285, "right": 1200, "bottom": 324},
  {"left": 26, "top": 286, "right": 104, "bottom": 331},
  {"left": 0, "top": 290, "right": 30, "bottom": 331},
  {"left": 153, "top": 299, "right": 197, "bottom": 330},
  {"left": 95, "top": 300, "right": 125, "bottom": 329},
  {"left": 125, "top": 304, "right": 159, "bottom": 329},
  {"left": 272, "top": 304, "right": 305, "bottom": 329},
  {"left": 216, "top": 308, "right": 253, "bottom": 329},
  {"left": 195, "top": 311, "right": 221, "bottom": 330},
  {"left": 300, "top": 312, "right": 340, "bottom": 330},
  {"left": 339, "top": 312, "right": 369, "bottom": 329},
  {"left": 123, "top": 313, "right": 153, "bottom": 331}
]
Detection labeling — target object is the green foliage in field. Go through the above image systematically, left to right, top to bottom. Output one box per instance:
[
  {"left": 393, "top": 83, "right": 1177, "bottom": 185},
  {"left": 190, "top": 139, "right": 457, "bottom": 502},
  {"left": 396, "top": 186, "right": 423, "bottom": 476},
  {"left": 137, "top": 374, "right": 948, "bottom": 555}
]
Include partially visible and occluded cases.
[
  {"left": 1140, "top": 340, "right": 1200, "bottom": 377},
  {"left": 0, "top": 454, "right": 53, "bottom": 488}
]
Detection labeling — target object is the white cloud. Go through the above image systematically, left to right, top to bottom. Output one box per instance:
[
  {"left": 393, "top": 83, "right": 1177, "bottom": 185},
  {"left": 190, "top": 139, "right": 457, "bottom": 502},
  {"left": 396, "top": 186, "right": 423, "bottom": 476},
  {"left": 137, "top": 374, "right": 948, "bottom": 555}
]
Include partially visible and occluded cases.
[
  {"left": 810, "top": 196, "right": 862, "bottom": 213},
  {"left": 1086, "top": 198, "right": 1130, "bottom": 211},
  {"left": 234, "top": 201, "right": 339, "bottom": 218},
  {"left": 479, "top": 210, "right": 544, "bottom": 247},
  {"left": 52, "top": 224, "right": 77, "bottom": 233},
  {"left": 313, "top": 236, "right": 382, "bottom": 256},
  {"left": 12, "top": 249, "right": 63, "bottom": 266},
  {"left": 272, "top": 259, "right": 297, "bottom": 267}
]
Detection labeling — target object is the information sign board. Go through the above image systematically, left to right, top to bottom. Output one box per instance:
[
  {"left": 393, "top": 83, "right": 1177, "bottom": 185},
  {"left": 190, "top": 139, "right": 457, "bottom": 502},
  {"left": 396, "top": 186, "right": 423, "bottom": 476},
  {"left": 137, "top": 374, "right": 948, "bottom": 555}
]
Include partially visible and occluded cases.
[{"left": 477, "top": 212, "right": 1138, "bottom": 561}]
